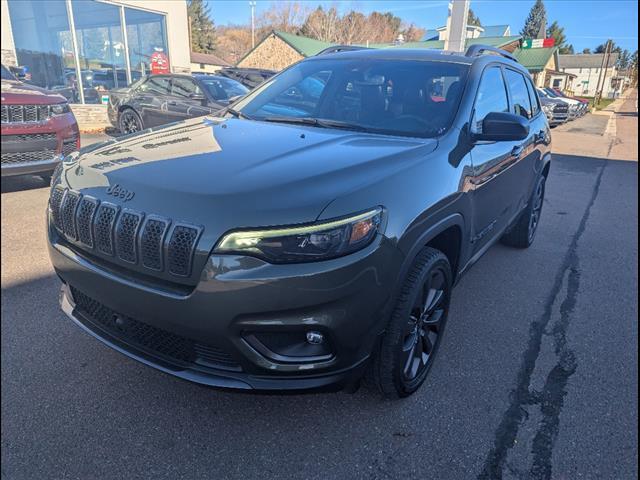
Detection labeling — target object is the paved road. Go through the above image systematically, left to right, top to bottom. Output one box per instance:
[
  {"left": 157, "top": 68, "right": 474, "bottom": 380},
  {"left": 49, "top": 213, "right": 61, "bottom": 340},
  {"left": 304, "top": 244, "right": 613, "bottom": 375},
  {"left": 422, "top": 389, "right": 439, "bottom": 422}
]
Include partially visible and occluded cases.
[{"left": 2, "top": 125, "right": 637, "bottom": 479}]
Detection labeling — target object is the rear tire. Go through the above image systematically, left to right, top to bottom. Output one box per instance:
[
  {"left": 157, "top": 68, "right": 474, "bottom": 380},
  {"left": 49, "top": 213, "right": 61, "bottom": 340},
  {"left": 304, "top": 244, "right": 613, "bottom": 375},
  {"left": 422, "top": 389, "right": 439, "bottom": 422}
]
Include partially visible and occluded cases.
[
  {"left": 501, "top": 174, "right": 546, "bottom": 248},
  {"left": 367, "top": 247, "right": 452, "bottom": 399}
]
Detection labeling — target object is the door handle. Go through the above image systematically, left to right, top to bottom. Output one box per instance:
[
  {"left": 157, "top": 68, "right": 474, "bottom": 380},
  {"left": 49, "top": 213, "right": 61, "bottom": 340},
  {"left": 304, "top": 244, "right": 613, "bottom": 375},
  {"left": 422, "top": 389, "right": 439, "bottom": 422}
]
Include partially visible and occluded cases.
[{"left": 511, "top": 145, "right": 524, "bottom": 158}]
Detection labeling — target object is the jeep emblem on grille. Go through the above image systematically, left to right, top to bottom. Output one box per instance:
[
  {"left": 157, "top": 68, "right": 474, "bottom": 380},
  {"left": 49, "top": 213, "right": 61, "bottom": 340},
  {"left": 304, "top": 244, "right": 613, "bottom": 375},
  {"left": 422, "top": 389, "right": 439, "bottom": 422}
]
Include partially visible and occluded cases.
[{"left": 106, "top": 183, "right": 135, "bottom": 202}]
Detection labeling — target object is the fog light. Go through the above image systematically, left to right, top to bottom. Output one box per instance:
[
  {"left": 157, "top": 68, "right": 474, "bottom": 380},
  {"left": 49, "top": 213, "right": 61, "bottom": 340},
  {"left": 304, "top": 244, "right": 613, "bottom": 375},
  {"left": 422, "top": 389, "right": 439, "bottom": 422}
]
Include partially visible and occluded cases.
[{"left": 306, "top": 331, "right": 324, "bottom": 345}]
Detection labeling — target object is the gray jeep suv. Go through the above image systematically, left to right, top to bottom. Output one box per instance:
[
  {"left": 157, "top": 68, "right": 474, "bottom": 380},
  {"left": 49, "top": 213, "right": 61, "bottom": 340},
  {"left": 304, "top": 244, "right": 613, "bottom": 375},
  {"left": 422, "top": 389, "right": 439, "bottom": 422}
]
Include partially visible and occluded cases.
[{"left": 47, "top": 46, "right": 551, "bottom": 398}]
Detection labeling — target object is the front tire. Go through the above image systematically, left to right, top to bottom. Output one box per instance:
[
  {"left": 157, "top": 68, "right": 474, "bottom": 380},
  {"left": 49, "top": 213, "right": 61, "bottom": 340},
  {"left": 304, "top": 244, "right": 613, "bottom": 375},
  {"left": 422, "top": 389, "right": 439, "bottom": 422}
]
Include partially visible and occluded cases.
[
  {"left": 118, "top": 108, "right": 143, "bottom": 134},
  {"left": 501, "top": 174, "right": 546, "bottom": 248},
  {"left": 367, "top": 247, "right": 452, "bottom": 398}
]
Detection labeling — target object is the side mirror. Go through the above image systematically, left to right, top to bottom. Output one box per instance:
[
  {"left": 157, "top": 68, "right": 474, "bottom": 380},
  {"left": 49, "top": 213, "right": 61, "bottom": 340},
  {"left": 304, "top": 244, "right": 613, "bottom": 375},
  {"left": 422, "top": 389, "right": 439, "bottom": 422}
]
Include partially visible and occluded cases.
[{"left": 474, "top": 112, "right": 529, "bottom": 142}]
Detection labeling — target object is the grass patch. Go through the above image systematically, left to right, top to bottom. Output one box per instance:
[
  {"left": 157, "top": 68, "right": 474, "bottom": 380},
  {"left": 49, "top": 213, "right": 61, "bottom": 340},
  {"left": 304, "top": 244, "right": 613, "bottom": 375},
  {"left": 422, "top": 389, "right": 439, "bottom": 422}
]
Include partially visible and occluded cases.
[{"left": 582, "top": 96, "right": 616, "bottom": 110}]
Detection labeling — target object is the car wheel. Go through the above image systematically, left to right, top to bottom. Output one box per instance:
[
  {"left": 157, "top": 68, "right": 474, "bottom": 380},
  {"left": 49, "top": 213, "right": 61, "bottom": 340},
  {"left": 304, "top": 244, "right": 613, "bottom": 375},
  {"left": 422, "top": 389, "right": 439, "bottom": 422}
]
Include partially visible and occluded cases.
[
  {"left": 118, "top": 109, "right": 143, "bottom": 134},
  {"left": 501, "top": 174, "right": 546, "bottom": 248},
  {"left": 367, "top": 247, "right": 452, "bottom": 398}
]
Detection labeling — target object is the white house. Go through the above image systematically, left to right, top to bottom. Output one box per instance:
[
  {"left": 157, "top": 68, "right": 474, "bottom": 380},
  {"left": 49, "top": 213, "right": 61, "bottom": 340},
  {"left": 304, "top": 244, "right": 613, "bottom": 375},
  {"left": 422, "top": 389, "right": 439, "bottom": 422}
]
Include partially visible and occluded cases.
[{"left": 558, "top": 53, "right": 621, "bottom": 98}]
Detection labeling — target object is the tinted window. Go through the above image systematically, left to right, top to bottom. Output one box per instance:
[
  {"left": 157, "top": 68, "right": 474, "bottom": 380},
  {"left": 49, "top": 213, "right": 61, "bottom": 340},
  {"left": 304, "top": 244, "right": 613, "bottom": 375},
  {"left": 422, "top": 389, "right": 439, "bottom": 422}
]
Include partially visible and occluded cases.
[
  {"left": 236, "top": 59, "right": 469, "bottom": 138},
  {"left": 472, "top": 66, "right": 509, "bottom": 132},
  {"left": 504, "top": 69, "right": 532, "bottom": 119},
  {"left": 139, "top": 76, "right": 171, "bottom": 95},
  {"left": 171, "top": 77, "right": 200, "bottom": 98},
  {"left": 198, "top": 77, "right": 248, "bottom": 101},
  {"left": 525, "top": 77, "right": 540, "bottom": 116}
]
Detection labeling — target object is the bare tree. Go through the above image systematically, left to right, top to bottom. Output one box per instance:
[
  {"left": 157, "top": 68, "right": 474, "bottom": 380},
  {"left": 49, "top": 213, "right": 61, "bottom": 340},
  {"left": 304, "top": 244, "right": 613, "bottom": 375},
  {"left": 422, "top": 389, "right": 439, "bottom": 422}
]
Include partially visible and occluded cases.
[{"left": 257, "top": 1, "right": 309, "bottom": 34}]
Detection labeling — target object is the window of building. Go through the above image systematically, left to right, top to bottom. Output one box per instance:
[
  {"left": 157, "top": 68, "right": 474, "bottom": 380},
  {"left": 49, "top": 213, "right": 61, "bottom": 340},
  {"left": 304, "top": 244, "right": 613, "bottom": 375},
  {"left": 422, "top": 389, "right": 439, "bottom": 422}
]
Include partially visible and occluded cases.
[
  {"left": 6, "top": 0, "right": 78, "bottom": 101},
  {"left": 7, "top": 0, "right": 168, "bottom": 104},
  {"left": 72, "top": 0, "right": 129, "bottom": 103},
  {"left": 125, "top": 7, "right": 169, "bottom": 79}
]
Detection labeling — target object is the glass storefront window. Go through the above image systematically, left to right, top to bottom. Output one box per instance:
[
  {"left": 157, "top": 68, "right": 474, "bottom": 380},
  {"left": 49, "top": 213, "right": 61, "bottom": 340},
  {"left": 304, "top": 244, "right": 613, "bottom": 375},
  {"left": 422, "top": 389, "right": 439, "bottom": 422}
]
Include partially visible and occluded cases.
[
  {"left": 7, "top": 0, "right": 78, "bottom": 102},
  {"left": 7, "top": 0, "right": 169, "bottom": 104},
  {"left": 72, "top": 0, "right": 130, "bottom": 104},
  {"left": 125, "top": 7, "right": 169, "bottom": 79}
]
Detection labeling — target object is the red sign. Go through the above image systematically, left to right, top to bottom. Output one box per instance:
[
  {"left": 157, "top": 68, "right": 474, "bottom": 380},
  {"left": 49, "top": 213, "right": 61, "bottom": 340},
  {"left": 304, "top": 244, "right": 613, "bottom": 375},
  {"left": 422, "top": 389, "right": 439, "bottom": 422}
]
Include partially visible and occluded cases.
[{"left": 150, "top": 51, "right": 170, "bottom": 75}]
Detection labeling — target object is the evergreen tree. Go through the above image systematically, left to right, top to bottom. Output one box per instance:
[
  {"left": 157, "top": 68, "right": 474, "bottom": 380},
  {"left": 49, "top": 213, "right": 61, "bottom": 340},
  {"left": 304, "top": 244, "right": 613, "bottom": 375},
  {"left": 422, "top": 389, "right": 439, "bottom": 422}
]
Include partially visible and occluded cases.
[
  {"left": 188, "top": 0, "right": 216, "bottom": 53},
  {"left": 520, "top": 0, "right": 547, "bottom": 39},
  {"left": 467, "top": 8, "right": 481, "bottom": 27},
  {"left": 548, "top": 21, "right": 573, "bottom": 54},
  {"left": 582, "top": 48, "right": 591, "bottom": 54},
  {"left": 618, "top": 49, "right": 631, "bottom": 69}
]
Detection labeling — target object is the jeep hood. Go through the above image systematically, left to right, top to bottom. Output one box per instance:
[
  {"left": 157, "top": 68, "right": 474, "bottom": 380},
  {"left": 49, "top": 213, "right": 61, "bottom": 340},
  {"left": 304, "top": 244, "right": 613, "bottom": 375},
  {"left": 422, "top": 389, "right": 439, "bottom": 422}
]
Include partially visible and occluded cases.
[{"left": 60, "top": 116, "right": 436, "bottom": 246}]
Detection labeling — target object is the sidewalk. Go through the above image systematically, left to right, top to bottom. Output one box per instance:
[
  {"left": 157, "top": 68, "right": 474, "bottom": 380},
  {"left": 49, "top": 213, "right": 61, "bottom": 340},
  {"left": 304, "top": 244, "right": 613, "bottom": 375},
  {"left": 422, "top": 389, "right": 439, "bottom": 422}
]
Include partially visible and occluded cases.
[{"left": 552, "top": 89, "right": 638, "bottom": 161}]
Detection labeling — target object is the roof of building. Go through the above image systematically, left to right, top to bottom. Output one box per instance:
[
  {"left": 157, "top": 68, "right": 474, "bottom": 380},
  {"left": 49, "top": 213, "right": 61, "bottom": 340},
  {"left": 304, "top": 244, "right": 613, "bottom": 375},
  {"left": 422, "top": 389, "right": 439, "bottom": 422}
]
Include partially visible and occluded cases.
[
  {"left": 422, "top": 24, "right": 511, "bottom": 41},
  {"left": 273, "top": 31, "right": 334, "bottom": 57},
  {"left": 367, "top": 35, "right": 520, "bottom": 51},
  {"left": 513, "top": 47, "right": 558, "bottom": 72},
  {"left": 190, "top": 51, "right": 230, "bottom": 66},
  {"left": 558, "top": 53, "right": 619, "bottom": 69}
]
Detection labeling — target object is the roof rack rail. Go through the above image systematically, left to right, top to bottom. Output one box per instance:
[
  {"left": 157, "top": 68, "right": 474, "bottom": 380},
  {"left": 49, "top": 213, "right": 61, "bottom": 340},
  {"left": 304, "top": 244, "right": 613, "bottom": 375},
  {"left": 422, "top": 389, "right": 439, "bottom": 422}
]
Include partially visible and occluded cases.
[
  {"left": 465, "top": 44, "right": 517, "bottom": 63},
  {"left": 316, "top": 45, "right": 369, "bottom": 56}
]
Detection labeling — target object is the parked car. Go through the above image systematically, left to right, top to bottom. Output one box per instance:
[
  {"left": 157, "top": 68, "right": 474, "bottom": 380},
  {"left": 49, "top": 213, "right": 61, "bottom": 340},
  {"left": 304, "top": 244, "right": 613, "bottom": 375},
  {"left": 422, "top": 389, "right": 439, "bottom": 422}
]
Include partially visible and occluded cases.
[
  {"left": 47, "top": 46, "right": 551, "bottom": 398},
  {"left": 1, "top": 64, "right": 79, "bottom": 180},
  {"left": 217, "top": 67, "right": 276, "bottom": 89},
  {"left": 107, "top": 73, "right": 249, "bottom": 133},
  {"left": 541, "top": 88, "right": 586, "bottom": 118},
  {"left": 551, "top": 88, "right": 590, "bottom": 109},
  {"left": 537, "top": 90, "right": 569, "bottom": 126}
]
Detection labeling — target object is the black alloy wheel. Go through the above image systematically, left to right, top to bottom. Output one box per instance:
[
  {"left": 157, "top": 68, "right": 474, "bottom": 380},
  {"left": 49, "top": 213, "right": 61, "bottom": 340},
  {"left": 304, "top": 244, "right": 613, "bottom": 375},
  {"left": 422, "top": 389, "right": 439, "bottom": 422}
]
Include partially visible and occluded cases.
[
  {"left": 119, "top": 109, "right": 143, "bottom": 134},
  {"left": 527, "top": 176, "right": 545, "bottom": 243},
  {"left": 367, "top": 247, "right": 452, "bottom": 398},
  {"left": 402, "top": 268, "right": 447, "bottom": 385}
]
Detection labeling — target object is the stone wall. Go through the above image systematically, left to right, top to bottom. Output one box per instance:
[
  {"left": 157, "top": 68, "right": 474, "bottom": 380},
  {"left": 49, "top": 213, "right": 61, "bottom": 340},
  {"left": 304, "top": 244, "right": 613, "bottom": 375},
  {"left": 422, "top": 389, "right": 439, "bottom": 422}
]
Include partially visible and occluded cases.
[
  {"left": 238, "top": 34, "right": 303, "bottom": 71},
  {"left": 70, "top": 104, "right": 111, "bottom": 132}
]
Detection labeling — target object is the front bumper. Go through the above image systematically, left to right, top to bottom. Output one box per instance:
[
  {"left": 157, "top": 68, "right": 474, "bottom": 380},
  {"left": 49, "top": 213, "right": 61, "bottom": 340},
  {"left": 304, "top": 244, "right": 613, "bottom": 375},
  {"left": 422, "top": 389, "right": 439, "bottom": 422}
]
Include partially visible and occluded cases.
[
  {"left": 1, "top": 112, "right": 79, "bottom": 177},
  {"left": 49, "top": 224, "right": 403, "bottom": 391}
]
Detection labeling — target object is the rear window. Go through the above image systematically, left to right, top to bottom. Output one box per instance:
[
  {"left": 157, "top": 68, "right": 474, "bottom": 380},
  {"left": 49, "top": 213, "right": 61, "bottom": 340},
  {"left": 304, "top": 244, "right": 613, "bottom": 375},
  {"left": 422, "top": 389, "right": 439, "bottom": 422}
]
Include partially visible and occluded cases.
[{"left": 235, "top": 58, "right": 470, "bottom": 138}]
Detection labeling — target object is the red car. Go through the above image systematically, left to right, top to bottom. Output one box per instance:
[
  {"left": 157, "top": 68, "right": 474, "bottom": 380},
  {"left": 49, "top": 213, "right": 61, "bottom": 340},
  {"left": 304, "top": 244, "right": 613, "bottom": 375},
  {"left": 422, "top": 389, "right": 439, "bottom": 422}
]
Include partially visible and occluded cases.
[{"left": 1, "top": 64, "right": 79, "bottom": 180}]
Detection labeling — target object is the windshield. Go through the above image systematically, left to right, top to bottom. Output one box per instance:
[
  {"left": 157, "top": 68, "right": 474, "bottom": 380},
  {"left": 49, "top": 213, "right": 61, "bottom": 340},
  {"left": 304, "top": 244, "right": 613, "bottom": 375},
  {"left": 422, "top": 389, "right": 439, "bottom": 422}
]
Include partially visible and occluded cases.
[
  {"left": 233, "top": 58, "right": 469, "bottom": 138},
  {"left": 1, "top": 65, "right": 16, "bottom": 81},
  {"left": 198, "top": 77, "right": 249, "bottom": 101},
  {"left": 544, "top": 88, "right": 559, "bottom": 98}
]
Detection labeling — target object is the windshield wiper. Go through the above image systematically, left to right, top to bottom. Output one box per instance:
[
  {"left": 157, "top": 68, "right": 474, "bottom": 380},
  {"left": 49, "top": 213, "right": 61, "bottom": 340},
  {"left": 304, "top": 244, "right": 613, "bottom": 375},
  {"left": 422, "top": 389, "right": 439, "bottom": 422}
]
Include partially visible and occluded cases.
[
  {"left": 223, "top": 107, "right": 252, "bottom": 120},
  {"left": 262, "top": 116, "right": 371, "bottom": 133}
]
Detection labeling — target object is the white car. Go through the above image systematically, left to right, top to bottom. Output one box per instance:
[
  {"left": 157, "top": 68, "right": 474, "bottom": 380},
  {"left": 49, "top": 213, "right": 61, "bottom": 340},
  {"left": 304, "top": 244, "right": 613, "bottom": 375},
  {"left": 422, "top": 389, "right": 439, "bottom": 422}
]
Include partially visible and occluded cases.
[{"left": 537, "top": 88, "right": 585, "bottom": 119}]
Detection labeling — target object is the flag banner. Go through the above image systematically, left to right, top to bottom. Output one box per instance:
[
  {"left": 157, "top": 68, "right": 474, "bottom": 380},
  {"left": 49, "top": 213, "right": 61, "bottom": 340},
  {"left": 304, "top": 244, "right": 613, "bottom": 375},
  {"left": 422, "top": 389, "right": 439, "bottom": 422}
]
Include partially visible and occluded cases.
[{"left": 522, "top": 38, "right": 555, "bottom": 49}]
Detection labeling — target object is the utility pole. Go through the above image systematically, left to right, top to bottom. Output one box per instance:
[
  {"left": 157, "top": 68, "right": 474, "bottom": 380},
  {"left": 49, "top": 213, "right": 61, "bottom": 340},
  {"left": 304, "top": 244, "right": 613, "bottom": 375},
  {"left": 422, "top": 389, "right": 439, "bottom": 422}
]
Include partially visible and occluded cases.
[
  {"left": 444, "top": 0, "right": 470, "bottom": 53},
  {"left": 250, "top": 1, "right": 256, "bottom": 49},
  {"left": 595, "top": 40, "right": 611, "bottom": 105}
]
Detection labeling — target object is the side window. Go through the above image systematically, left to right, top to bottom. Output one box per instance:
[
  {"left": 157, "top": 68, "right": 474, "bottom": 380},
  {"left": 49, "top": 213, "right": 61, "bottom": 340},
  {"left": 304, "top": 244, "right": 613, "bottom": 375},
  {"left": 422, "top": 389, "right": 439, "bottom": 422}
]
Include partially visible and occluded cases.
[
  {"left": 472, "top": 66, "right": 509, "bottom": 132},
  {"left": 504, "top": 69, "right": 533, "bottom": 119},
  {"left": 139, "top": 76, "right": 171, "bottom": 95},
  {"left": 525, "top": 76, "right": 540, "bottom": 116},
  {"left": 171, "top": 77, "right": 201, "bottom": 98}
]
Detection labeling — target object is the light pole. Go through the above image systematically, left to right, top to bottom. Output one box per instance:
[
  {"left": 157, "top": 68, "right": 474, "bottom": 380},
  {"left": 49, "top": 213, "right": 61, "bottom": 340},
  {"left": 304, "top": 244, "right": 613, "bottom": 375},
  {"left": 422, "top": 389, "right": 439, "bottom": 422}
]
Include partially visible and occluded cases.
[{"left": 250, "top": 1, "right": 256, "bottom": 49}]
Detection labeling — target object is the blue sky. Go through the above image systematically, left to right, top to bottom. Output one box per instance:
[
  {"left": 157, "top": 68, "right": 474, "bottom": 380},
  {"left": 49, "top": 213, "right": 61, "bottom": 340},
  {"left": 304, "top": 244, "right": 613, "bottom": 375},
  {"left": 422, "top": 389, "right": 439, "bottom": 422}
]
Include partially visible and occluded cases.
[{"left": 205, "top": 0, "right": 639, "bottom": 52}]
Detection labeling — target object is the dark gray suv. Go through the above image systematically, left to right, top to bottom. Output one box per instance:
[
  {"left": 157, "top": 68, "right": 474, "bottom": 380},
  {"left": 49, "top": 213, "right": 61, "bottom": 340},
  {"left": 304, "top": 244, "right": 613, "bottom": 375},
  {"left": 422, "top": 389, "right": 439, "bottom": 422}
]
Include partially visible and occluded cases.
[{"left": 47, "top": 46, "right": 551, "bottom": 398}]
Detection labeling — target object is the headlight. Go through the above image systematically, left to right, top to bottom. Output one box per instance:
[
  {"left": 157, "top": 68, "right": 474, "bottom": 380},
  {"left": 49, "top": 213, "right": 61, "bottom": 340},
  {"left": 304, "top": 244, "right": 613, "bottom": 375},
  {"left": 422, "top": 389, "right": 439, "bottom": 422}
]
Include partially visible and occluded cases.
[
  {"left": 51, "top": 103, "right": 70, "bottom": 115},
  {"left": 542, "top": 104, "right": 554, "bottom": 113},
  {"left": 215, "top": 208, "right": 383, "bottom": 263}
]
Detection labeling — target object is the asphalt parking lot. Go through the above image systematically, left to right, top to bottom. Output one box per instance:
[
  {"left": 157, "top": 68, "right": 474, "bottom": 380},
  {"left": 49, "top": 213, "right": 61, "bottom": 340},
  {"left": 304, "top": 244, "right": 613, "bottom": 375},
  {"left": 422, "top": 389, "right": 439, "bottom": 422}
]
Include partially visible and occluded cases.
[{"left": 1, "top": 104, "right": 637, "bottom": 479}]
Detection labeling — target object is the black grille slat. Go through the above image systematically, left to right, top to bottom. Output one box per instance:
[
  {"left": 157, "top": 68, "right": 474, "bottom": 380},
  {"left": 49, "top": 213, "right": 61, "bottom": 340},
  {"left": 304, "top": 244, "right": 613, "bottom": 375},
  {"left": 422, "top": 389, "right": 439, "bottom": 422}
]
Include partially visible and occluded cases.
[
  {"left": 1, "top": 104, "right": 53, "bottom": 124},
  {"left": 49, "top": 186, "right": 66, "bottom": 232},
  {"left": 61, "top": 191, "right": 81, "bottom": 240},
  {"left": 76, "top": 197, "right": 98, "bottom": 248},
  {"left": 94, "top": 204, "right": 119, "bottom": 255},
  {"left": 116, "top": 211, "right": 143, "bottom": 264},
  {"left": 140, "top": 218, "right": 170, "bottom": 271},
  {"left": 167, "top": 225, "right": 200, "bottom": 277},
  {"left": 70, "top": 287, "right": 240, "bottom": 370}
]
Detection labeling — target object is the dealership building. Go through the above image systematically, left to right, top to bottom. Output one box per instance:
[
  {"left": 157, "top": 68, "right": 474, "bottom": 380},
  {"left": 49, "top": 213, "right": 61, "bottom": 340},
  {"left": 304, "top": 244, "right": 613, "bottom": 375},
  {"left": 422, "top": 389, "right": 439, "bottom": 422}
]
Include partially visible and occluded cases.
[{"left": 1, "top": 0, "right": 190, "bottom": 110}]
